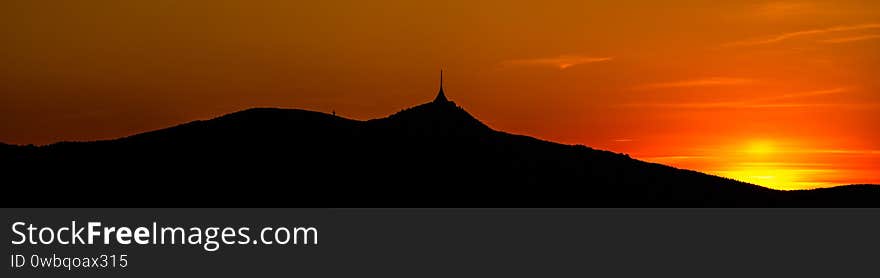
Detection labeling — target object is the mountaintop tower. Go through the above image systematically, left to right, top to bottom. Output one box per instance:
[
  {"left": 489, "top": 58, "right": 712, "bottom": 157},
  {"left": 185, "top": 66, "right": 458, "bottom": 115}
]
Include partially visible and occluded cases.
[{"left": 433, "top": 69, "right": 448, "bottom": 103}]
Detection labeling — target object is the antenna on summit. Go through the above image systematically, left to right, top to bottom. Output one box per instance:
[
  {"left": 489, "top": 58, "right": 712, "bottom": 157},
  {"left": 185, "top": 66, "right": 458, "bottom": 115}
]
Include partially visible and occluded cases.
[{"left": 434, "top": 69, "right": 448, "bottom": 103}]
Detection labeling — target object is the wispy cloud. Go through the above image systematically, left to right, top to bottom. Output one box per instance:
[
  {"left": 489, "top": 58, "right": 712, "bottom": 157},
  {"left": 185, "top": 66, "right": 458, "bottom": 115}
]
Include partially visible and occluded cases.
[
  {"left": 751, "top": 1, "right": 817, "bottom": 17},
  {"left": 726, "top": 23, "right": 880, "bottom": 46},
  {"left": 819, "top": 34, "right": 880, "bottom": 44},
  {"left": 503, "top": 55, "right": 613, "bottom": 69},
  {"left": 637, "top": 77, "right": 755, "bottom": 89},
  {"left": 624, "top": 87, "right": 853, "bottom": 109},
  {"left": 757, "top": 87, "right": 847, "bottom": 102},
  {"left": 811, "top": 149, "right": 880, "bottom": 155},
  {"left": 645, "top": 155, "right": 708, "bottom": 161}
]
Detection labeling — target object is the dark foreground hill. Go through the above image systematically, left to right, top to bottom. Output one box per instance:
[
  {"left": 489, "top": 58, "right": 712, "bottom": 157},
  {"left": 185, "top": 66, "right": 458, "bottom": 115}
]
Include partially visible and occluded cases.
[{"left": 2, "top": 98, "right": 878, "bottom": 207}]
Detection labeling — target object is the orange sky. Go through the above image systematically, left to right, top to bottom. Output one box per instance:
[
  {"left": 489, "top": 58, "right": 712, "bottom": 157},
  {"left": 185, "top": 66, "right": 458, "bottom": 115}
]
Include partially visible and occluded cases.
[{"left": 2, "top": 1, "right": 878, "bottom": 189}]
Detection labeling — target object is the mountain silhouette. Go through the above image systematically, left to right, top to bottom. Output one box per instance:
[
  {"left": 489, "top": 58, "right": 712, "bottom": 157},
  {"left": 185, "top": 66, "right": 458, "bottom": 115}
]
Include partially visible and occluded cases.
[{"left": 2, "top": 95, "right": 878, "bottom": 207}]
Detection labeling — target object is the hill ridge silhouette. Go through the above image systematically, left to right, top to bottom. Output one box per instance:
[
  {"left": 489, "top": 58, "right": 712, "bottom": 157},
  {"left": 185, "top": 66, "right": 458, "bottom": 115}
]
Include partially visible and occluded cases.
[{"left": 2, "top": 99, "right": 878, "bottom": 207}]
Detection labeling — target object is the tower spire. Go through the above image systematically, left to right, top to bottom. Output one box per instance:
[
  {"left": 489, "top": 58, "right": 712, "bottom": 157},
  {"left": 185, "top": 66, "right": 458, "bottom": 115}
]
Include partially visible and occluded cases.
[{"left": 434, "top": 69, "right": 448, "bottom": 103}]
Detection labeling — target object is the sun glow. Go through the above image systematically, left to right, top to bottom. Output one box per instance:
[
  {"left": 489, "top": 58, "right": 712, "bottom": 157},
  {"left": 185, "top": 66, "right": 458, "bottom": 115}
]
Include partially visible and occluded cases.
[
  {"left": 643, "top": 137, "right": 877, "bottom": 190},
  {"left": 720, "top": 140, "right": 833, "bottom": 189},
  {"left": 745, "top": 140, "right": 775, "bottom": 156},
  {"left": 716, "top": 164, "right": 833, "bottom": 190}
]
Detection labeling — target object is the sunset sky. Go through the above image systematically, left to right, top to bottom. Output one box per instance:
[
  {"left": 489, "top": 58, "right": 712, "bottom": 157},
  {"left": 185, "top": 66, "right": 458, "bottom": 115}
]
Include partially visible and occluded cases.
[{"left": 2, "top": 1, "right": 878, "bottom": 189}]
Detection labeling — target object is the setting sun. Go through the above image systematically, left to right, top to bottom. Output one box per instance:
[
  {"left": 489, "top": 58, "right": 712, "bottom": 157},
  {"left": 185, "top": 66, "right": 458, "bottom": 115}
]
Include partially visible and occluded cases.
[{"left": 719, "top": 164, "right": 831, "bottom": 190}]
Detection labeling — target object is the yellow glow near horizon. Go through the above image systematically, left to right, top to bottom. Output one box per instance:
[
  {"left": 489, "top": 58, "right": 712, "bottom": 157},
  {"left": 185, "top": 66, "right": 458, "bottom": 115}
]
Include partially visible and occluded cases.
[
  {"left": 643, "top": 137, "right": 876, "bottom": 190},
  {"left": 717, "top": 165, "right": 834, "bottom": 190}
]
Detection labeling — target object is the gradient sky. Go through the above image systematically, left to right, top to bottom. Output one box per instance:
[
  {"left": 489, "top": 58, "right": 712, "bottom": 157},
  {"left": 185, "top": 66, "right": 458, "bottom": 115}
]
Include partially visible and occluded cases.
[{"left": 2, "top": 1, "right": 878, "bottom": 189}]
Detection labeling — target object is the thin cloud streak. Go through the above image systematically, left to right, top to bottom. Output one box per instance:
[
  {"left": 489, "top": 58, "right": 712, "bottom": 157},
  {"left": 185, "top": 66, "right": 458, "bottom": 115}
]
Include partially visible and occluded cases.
[
  {"left": 751, "top": 1, "right": 817, "bottom": 17},
  {"left": 726, "top": 23, "right": 880, "bottom": 46},
  {"left": 820, "top": 34, "right": 880, "bottom": 43},
  {"left": 504, "top": 55, "right": 613, "bottom": 69},
  {"left": 637, "top": 77, "right": 755, "bottom": 89},
  {"left": 623, "top": 87, "right": 858, "bottom": 109},
  {"left": 757, "top": 87, "right": 848, "bottom": 102},
  {"left": 624, "top": 102, "right": 876, "bottom": 109},
  {"left": 811, "top": 149, "right": 880, "bottom": 155},
  {"left": 645, "top": 155, "right": 708, "bottom": 160}
]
